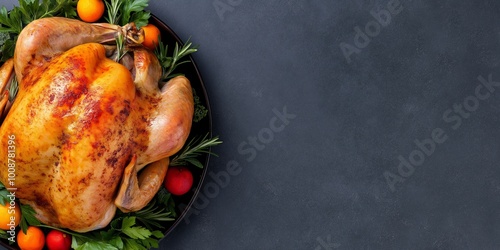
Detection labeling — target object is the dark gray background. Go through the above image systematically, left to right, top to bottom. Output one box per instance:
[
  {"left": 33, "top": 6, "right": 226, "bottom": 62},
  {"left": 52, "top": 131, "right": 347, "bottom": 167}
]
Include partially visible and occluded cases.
[{"left": 1, "top": 0, "right": 500, "bottom": 249}]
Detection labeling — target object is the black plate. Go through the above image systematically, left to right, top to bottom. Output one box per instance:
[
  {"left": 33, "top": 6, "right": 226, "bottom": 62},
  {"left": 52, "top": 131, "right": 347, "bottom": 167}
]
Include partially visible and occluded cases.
[
  {"left": 0, "top": 14, "right": 212, "bottom": 249},
  {"left": 149, "top": 14, "right": 213, "bottom": 237}
]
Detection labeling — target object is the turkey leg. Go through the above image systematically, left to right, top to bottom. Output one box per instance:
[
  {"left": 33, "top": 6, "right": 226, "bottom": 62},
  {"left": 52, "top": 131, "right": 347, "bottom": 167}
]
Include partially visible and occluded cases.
[
  {"left": 14, "top": 17, "right": 143, "bottom": 83},
  {"left": 0, "top": 59, "right": 14, "bottom": 119},
  {"left": 114, "top": 155, "right": 169, "bottom": 212}
]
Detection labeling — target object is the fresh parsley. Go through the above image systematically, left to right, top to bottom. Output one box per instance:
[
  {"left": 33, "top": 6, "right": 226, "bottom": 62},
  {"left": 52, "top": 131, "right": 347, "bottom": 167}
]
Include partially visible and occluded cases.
[
  {"left": 0, "top": 0, "right": 77, "bottom": 62},
  {"left": 0, "top": 0, "right": 223, "bottom": 248},
  {"left": 105, "top": 0, "right": 150, "bottom": 28},
  {"left": 120, "top": 0, "right": 150, "bottom": 28},
  {"left": 0, "top": 181, "right": 10, "bottom": 206},
  {"left": 37, "top": 198, "right": 174, "bottom": 249},
  {"left": 19, "top": 203, "right": 41, "bottom": 234},
  {"left": 68, "top": 216, "right": 164, "bottom": 250},
  {"left": 72, "top": 240, "right": 119, "bottom": 250}
]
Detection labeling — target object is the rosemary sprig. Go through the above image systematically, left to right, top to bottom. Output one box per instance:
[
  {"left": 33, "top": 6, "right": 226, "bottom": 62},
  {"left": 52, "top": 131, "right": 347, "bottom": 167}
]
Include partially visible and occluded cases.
[
  {"left": 104, "top": 0, "right": 122, "bottom": 25},
  {"left": 105, "top": 0, "right": 150, "bottom": 27},
  {"left": 113, "top": 33, "right": 128, "bottom": 62},
  {"left": 155, "top": 38, "right": 198, "bottom": 80},
  {"left": 170, "top": 133, "right": 222, "bottom": 168},
  {"left": 131, "top": 200, "right": 174, "bottom": 229}
]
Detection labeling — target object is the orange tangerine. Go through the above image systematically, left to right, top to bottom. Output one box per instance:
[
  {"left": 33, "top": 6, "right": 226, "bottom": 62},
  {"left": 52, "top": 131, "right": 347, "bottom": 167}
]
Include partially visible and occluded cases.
[
  {"left": 77, "top": 0, "right": 105, "bottom": 23},
  {"left": 142, "top": 24, "right": 161, "bottom": 49},
  {"left": 0, "top": 201, "right": 21, "bottom": 230},
  {"left": 17, "top": 226, "right": 45, "bottom": 250}
]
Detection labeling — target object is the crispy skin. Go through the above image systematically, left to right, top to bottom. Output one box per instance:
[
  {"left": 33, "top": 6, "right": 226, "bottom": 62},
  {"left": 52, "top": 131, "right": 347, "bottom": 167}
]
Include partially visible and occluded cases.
[
  {"left": 0, "top": 17, "right": 194, "bottom": 232},
  {"left": 14, "top": 17, "right": 121, "bottom": 82},
  {"left": 1, "top": 43, "right": 138, "bottom": 231}
]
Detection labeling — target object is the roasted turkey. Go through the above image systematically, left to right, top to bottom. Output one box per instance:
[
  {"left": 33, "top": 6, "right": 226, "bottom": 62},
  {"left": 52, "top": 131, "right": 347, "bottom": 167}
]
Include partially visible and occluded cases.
[{"left": 0, "top": 17, "right": 194, "bottom": 232}]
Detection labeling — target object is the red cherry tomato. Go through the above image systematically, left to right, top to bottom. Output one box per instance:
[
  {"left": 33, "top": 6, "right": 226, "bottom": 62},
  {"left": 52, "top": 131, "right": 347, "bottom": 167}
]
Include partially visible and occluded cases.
[
  {"left": 164, "top": 166, "right": 193, "bottom": 195},
  {"left": 46, "top": 230, "right": 72, "bottom": 250}
]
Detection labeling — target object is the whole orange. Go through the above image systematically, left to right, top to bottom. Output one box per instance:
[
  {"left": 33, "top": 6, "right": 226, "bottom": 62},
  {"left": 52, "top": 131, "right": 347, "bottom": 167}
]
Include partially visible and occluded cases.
[
  {"left": 77, "top": 0, "right": 105, "bottom": 23},
  {"left": 142, "top": 24, "right": 161, "bottom": 49},
  {"left": 0, "top": 201, "right": 21, "bottom": 230},
  {"left": 17, "top": 226, "right": 45, "bottom": 250}
]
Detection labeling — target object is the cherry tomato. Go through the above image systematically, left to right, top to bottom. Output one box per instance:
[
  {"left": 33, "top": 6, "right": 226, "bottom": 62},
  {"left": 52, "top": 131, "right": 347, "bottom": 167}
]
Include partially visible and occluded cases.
[
  {"left": 164, "top": 166, "right": 193, "bottom": 195},
  {"left": 46, "top": 230, "right": 71, "bottom": 250}
]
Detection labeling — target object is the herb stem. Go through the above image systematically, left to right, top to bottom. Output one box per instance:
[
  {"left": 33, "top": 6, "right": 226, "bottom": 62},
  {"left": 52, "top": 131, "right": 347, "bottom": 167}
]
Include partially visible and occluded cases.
[
  {"left": 154, "top": 38, "right": 198, "bottom": 81},
  {"left": 170, "top": 133, "right": 222, "bottom": 168},
  {"left": 38, "top": 224, "right": 94, "bottom": 241}
]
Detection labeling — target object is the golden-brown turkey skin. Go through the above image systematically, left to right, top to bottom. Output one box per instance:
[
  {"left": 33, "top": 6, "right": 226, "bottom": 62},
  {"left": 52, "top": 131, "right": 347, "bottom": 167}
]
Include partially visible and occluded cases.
[
  {"left": 13, "top": 17, "right": 122, "bottom": 83},
  {"left": 0, "top": 18, "right": 194, "bottom": 232},
  {"left": 0, "top": 43, "right": 140, "bottom": 231},
  {"left": 0, "top": 59, "right": 14, "bottom": 118}
]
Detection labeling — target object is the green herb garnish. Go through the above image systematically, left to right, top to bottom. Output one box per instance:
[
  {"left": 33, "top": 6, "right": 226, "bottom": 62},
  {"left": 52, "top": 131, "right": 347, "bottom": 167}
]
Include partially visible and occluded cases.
[
  {"left": 0, "top": 0, "right": 77, "bottom": 62},
  {"left": 0, "top": 0, "right": 222, "bottom": 248},
  {"left": 104, "top": 0, "right": 122, "bottom": 26},
  {"left": 105, "top": 0, "right": 150, "bottom": 27},
  {"left": 120, "top": 0, "right": 150, "bottom": 28},
  {"left": 113, "top": 33, "right": 128, "bottom": 62},
  {"left": 155, "top": 38, "right": 198, "bottom": 81},
  {"left": 193, "top": 88, "right": 208, "bottom": 122},
  {"left": 171, "top": 133, "right": 222, "bottom": 168},
  {"left": 0, "top": 180, "right": 40, "bottom": 238},
  {"left": 0, "top": 182, "right": 10, "bottom": 206},
  {"left": 155, "top": 187, "right": 177, "bottom": 217},
  {"left": 124, "top": 200, "right": 174, "bottom": 229},
  {"left": 19, "top": 203, "right": 41, "bottom": 234},
  {"left": 69, "top": 216, "right": 164, "bottom": 249},
  {"left": 0, "top": 230, "right": 7, "bottom": 240}
]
